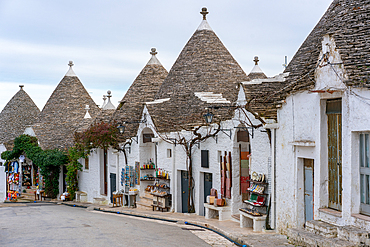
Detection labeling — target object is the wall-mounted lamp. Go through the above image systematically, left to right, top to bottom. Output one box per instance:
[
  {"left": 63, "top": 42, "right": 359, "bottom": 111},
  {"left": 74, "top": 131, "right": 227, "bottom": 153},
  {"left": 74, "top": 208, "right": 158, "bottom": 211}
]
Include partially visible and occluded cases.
[
  {"left": 203, "top": 108, "right": 214, "bottom": 124},
  {"left": 116, "top": 114, "right": 147, "bottom": 135},
  {"left": 117, "top": 124, "right": 125, "bottom": 134}
]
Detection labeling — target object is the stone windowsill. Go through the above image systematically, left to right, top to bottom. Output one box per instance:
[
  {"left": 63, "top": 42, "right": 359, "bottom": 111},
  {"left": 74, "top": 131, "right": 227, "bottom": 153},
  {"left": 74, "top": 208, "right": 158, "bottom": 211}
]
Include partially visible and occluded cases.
[
  {"left": 290, "top": 141, "right": 315, "bottom": 147},
  {"left": 319, "top": 208, "right": 342, "bottom": 217},
  {"left": 352, "top": 213, "right": 370, "bottom": 222}
]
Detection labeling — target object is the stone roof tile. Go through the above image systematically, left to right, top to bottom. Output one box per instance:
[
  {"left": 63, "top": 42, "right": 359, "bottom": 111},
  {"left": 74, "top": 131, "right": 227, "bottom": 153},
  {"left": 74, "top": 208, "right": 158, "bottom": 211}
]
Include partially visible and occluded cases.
[
  {"left": 277, "top": 0, "right": 370, "bottom": 99},
  {"left": 149, "top": 8, "right": 249, "bottom": 131},
  {"left": 112, "top": 49, "right": 168, "bottom": 141},
  {"left": 33, "top": 64, "right": 100, "bottom": 150},
  {"left": 0, "top": 86, "right": 40, "bottom": 146}
]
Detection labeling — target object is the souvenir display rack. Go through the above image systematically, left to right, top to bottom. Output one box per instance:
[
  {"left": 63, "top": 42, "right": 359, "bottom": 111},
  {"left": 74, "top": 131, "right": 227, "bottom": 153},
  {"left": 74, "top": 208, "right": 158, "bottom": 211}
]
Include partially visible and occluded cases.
[
  {"left": 139, "top": 162, "right": 171, "bottom": 210},
  {"left": 22, "top": 164, "right": 32, "bottom": 187},
  {"left": 241, "top": 172, "right": 268, "bottom": 216},
  {"left": 151, "top": 192, "right": 171, "bottom": 212}
]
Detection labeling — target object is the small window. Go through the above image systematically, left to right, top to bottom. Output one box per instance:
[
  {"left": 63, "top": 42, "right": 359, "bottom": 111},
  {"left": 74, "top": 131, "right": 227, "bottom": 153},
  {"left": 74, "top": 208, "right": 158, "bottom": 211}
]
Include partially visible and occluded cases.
[
  {"left": 326, "top": 99, "right": 342, "bottom": 114},
  {"left": 237, "top": 130, "right": 249, "bottom": 142},
  {"left": 143, "top": 133, "right": 154, "bottom": 143},
  {"left": 360, "top": 133, "right": 370, "bottom": 215},
  {"left": 167, "top": 149, "right": 172, "bottom": 158},
  {"left": 201, "top": 150, "right": 209, "bottom": 168},
  {"left": 217, "top": 151, "right": 222, "bottom": 163},
  {"left": 85, "top": 157, "right": 89, "bottom": 170}
]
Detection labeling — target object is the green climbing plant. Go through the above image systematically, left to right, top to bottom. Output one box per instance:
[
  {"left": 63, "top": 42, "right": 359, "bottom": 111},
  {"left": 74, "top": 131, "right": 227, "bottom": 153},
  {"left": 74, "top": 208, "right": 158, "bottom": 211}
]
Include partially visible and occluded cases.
[
  {"left": 65, "top": 121, "right": 119, "bottom": 200},
  {"left": 1, "top": 135, "right": 68, "bottom": 198},
  {"left": 65, "top": 146, "right": 84, "bottom": 200}
]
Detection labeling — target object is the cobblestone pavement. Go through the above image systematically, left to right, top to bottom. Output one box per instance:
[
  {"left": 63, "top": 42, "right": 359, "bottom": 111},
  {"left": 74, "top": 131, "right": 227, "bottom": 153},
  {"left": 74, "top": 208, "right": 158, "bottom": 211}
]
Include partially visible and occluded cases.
[
  {"left": 0, "top": 201, "right": 294, "bottom": 247},
  {"left": 0, "top": 204, "right": 212, "bottom": 247},
  {"left": 94, "top": 210, "right": 236, "bottom": 246}
]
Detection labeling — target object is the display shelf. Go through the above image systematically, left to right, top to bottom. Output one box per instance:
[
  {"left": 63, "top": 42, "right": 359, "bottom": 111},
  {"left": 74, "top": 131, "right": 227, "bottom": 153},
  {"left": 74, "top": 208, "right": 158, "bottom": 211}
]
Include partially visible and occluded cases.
[
  {"left": 140, "top": 168, "right": 156, "bottom": 170},
  {"left": 242, "top": 174, "right": 269, "bottom": 219},
  {"left": 154, "top": 177, "right": 170, "bottom": 181},
  {"left": 140, "top": 179, "right": 155, "bottom": 181},
  {"left": 246, "top": 179, "right": 268, "bottom": 185},
  {"left": 154, "top": 185, "right": 170, "bottom": 189},
  {"left": 245, "top": 190, "right": 268, "bottom": 196},
  {"left": 150, "top": 192, "right": 170, "bottom": 197},
  {"left": 243, "top": 200, "right": 267, "bottom": 207},
  {"left": 239, "top": 208, "right": 264, "bottom": 217}
]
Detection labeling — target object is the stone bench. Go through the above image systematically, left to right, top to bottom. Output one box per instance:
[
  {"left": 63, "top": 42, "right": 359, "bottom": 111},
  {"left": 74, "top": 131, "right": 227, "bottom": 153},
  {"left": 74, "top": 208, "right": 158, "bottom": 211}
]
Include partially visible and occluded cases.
[
  {"left": 204, "top": 203, "right": 231, "bottom": 221},
  {"left": 239, "top": 211, "right": 266, "bottom": 232}
]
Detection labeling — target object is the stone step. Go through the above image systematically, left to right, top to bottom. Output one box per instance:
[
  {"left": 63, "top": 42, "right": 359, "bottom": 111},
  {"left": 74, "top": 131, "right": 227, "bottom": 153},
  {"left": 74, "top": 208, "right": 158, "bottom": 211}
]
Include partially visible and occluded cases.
[
  {"left": 25, "top": 188, "right": 36, "bottom": 193},
  {"left": 143, "top": 191, "right": 153, "bottom": 199},
  {"left": 18, "top": 193, "right": 35, "bottom": 201},
  {"left": 138, "top": 196, "right": 153, "bottom": 204},
  {"left": 93, "top": 197, "right": 109, "bottom": 205},
  {"left": 135, "top": 201, "right": 153, "bottom": 211},
  {"left": 231, "top": 214, "right": 240, "bottom": 222},
  {"left": 306, "top": 220, "right": 338, "bottom": 238},
  {"left": 306, "top": 220, "right": 370, "bottom": 245},
  {"left": 337, "top": 225, "right": 370, "bottom": 245},
  {"left": 287, "top": 228, "right": 355, "bottom": 247}
]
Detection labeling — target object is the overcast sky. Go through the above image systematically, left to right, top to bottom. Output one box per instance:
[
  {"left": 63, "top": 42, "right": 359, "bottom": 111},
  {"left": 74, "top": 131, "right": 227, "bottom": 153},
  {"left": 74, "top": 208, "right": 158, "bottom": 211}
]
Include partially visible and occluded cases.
[{"left": 0, "top": 0, "right": 333, "bottom": 111}]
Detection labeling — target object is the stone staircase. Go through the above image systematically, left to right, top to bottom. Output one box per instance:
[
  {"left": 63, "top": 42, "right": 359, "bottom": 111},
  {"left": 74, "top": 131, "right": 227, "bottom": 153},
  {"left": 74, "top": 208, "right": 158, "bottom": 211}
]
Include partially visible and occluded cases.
[
  {"left": 18, "top": 188, "right": 37, "bottom": 202},
  {"left": 135, "top": 192, "right": 153, "bottom": 210},
  {"left": 93, "top": 197, "right": 109, "bottom": 205},
  {"left": 231, "top": 214, "right": 240, "bottom": 223},
  {"left": 287, "top": 220, "right": 370, "bottom": 247}
]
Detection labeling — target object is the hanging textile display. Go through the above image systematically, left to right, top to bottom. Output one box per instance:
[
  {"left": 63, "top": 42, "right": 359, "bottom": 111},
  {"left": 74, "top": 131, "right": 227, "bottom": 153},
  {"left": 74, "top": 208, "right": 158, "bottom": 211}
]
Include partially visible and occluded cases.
[
  {"left": 240, "top": 145, "right": 250, "bottom": 201},
  {"left": 220, "top": 151, "right": 232, "bottom": 199},
  {"left": 225, "top": 152, "right": 232, "bottom": 199},
  {"left": 220, "top": 153, "right": 225, "bottom": 197},
  {"left": 6, "top": 161, "right": 20, "bottom": 201}
]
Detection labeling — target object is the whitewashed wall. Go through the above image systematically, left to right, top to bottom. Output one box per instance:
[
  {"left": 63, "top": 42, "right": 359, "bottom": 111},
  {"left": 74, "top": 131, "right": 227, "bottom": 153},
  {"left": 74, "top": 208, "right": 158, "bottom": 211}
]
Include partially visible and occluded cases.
[
  {"left": 275, "top": 35, "right": 370, "bottom": 233},
  {"left": 77, "top": 101, "right": 271, "bottom": 215},
  {"left": 150, "top": 107, "right": 270, "bottom": 216},
  {"left": 0, "top": 144, "right": 6, "bottom": 164},
  {"left": 0, "top": 144, "right": 6, "bottom": 202},
  {"left": 79, "top": 149, "right": 104, "bottom": 202},
  {"left": 0, "top": 166, "right": 5, "bottom": 202}
]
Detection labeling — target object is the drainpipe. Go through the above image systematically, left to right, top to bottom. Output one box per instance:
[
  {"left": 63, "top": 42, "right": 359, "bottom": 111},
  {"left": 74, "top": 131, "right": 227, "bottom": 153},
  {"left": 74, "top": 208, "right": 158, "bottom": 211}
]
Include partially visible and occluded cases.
[
  {"left": 265, "top": 123, "right": 278, "bottom": 230},
  {"left": 272, "top": 128, "right": 277, "bottom": 229},
  {"left": 171, "top": 143, "right": 176, "bottom": 212},
  {"left": 116, "top": 153, "right": 119, "bottom": 191}
]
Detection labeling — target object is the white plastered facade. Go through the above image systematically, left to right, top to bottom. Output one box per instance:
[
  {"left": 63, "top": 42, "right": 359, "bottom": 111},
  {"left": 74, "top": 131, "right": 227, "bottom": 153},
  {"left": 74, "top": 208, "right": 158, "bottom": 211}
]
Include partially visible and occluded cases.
[
  {"left": 274, "top": 34, "right": 370, "bottom": 233},
  {"left": 77, "top": 88, "right": 271, "bottom": 218}
]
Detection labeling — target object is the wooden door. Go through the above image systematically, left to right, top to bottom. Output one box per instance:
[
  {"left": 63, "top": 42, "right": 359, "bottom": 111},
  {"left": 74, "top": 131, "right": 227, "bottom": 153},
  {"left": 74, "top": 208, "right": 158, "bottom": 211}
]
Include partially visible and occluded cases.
[
  {"left": 327, "top": 99, "right": 342, "bottom": 210},
  {"left": 104, "top": 149, "right": 108, "bottom": 195},
  {"left": 304, "top": 159, "right": 314, "bottom": 222},
  {"left": 181, "top": 171, "right": 189, "bottom": 213},
  {"left": 110, "top": 173, "right": 116, "bottom": 203},
  {"left": 204, "top": 173, "right": 212, "bottom": 215}
]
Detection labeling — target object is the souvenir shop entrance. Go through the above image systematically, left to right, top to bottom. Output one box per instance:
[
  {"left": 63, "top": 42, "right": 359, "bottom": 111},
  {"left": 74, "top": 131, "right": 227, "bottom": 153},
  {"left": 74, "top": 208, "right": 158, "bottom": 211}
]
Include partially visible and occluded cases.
[{"left": 4, "top": 159, "right": 40, "bottom": 201}]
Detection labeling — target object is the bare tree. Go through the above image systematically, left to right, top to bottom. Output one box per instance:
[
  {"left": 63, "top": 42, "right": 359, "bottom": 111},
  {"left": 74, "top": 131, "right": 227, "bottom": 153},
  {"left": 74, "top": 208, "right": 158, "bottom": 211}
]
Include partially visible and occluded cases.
[{"left": 150, "top": 120, "right": 220, "bottom": 213}]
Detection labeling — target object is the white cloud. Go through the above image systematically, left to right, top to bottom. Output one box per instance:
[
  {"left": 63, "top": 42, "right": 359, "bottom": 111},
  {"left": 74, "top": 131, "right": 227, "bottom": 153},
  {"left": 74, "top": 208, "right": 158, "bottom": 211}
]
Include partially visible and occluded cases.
[{"left": 0, "top": 0, "right": 333, "bottom": 112}]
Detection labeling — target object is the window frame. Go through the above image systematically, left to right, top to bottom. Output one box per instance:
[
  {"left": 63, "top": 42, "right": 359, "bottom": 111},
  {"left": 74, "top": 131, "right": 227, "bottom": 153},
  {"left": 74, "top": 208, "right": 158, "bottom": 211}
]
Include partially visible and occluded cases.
[
  {"left": 360, "top": 133, "right": 370, "bottom": 215},
  {"left": 201, "top": 150, "right": 209, "bottom": 168}
]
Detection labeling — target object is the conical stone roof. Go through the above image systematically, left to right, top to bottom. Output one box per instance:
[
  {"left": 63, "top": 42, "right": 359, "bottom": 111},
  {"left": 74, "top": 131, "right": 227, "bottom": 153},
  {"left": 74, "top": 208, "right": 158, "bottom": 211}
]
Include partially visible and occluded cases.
[
  {"left": 242, "top": 0, "right": 370, "bottom": 120},
  {"left": 281, "top": 0, "right": 370, "bottom": 95},
  {"left": 148, "top": 8, "right": 249, "bottom": 132},
  {"left": 156, "top": 13, "right": 249, "bottom": 102},
  {"left": 112, "top": 48, "right": 168, "bottom": 140},
  {"left": 248, "top": 56, "right": 267, "bottom": 80},
  {"left": 33, "top": 62, "right": 100, "bottom": 150},
  {"left": 0, "top": 86, "right": 40, "bottom": 149}
]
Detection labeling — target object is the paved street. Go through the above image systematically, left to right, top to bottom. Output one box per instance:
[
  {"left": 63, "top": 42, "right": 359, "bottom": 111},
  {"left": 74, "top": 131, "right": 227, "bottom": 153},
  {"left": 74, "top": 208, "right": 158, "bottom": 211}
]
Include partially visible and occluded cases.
[{"left": 0, "top": 203, "right": 235, "bottom": 247}]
